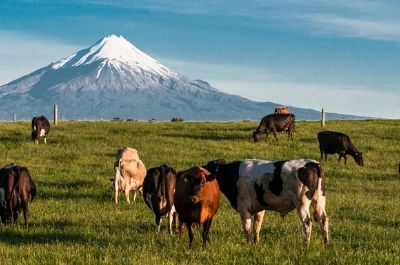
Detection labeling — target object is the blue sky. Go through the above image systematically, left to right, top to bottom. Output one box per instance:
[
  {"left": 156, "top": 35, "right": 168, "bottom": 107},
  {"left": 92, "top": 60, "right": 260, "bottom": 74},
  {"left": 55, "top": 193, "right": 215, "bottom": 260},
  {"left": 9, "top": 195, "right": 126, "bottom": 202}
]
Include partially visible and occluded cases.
[{"left": 0, "top": 0, "right": 399, "bottom": 118}]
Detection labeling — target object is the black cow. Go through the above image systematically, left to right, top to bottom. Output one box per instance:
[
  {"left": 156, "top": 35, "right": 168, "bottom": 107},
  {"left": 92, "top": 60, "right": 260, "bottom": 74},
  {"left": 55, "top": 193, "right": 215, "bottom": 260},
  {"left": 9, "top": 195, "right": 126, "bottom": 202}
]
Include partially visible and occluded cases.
[
  {"left": 253, "top": 113, "right": 295, "bottom": 142},
  {"left": 32, "top": 116, "right": 50, "bottom": 144},
  {"left": 317, "top": 131, "right": 364, "bottom": 166},
  {"left": 0, "top": 164, "right": 36, "bottom": 227},
  {"left": 143, "top": 164, "right": 177, "bottom": 233}
]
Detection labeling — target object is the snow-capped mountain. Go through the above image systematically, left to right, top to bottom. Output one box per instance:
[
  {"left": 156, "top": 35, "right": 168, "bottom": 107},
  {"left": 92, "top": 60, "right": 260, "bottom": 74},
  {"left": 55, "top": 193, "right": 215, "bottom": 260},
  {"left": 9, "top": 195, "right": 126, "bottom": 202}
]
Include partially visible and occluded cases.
[{"left": 0, "top": 35, "right": 359, "bottom": 120}]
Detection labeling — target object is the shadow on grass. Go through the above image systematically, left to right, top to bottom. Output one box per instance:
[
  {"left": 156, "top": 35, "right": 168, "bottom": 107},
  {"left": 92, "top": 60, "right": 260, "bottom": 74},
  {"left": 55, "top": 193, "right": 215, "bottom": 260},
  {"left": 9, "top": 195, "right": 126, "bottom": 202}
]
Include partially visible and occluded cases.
[
  {"left": 160, "top": 132, "right": 250, "bottom": 141},
  {"left": 37, "top": 179, "right": 96, "bottom": 190},
  {"left": 0, "top": 230, "right": 92, "bottom": 245}
]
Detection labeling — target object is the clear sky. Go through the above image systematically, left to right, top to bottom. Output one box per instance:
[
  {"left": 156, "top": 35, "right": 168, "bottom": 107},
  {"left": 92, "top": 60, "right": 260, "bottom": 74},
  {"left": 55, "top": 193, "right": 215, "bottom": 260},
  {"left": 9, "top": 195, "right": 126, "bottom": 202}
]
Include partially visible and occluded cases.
[{"left": 0, "top": 0, "right": 399, "bottom": 118}]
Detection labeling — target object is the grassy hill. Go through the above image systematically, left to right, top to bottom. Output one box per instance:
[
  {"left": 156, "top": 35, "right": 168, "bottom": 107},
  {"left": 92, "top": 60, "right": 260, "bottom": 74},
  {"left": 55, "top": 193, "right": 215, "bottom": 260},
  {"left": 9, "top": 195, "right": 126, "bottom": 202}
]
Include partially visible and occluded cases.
[{"left": 0, "top": 120, "right": 399, "bottom": 264}]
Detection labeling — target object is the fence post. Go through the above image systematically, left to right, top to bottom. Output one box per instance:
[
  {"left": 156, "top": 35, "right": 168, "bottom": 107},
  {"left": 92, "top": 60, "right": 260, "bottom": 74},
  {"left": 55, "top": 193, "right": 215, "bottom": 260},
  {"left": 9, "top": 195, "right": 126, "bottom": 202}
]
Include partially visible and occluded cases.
[
  {"left": 54, "top": 104, "right": 58, "bottom": 126},
  {"left": 321, "top": 108, "right": 325, "bottom": 127},
  {"left": 13, "top": 113, "right": 16, "bottom": 122},
  {"left": 61, "top": 114, "right": 64, "bottom": 123}
]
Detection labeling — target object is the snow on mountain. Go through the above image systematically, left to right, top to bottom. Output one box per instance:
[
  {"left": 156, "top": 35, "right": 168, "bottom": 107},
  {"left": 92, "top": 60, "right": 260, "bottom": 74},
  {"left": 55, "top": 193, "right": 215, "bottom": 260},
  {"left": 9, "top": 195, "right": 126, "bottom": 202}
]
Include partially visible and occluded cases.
[{"left": 0, "top": 35, "right": 360, "bottom": 120}]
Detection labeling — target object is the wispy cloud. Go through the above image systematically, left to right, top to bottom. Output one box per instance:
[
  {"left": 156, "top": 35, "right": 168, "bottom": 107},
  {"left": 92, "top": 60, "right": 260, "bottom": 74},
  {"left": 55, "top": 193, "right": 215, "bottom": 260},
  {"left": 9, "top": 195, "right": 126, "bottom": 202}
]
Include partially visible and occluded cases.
[
  {"left": 301, "top": 14, "right": 400, "bottom": 41},
  {"left": 0, "top": 31, "right": 82, "bottom": 85},
  {"left": 208, "top": 79, "right": 400, "bottom": 119}
]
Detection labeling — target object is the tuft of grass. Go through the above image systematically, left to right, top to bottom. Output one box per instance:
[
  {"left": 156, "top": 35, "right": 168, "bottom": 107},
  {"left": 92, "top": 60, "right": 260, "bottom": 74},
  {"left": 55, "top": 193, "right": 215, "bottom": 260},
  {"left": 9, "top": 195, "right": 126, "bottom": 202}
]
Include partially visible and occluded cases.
[{"left": 0, "top": 120, "right": 399, "bottom": 264}]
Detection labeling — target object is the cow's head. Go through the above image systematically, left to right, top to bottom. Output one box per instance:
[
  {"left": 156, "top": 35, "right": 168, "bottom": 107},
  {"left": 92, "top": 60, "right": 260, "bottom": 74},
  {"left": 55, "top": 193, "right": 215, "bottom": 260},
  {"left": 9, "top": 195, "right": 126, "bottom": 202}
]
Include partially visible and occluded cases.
[
  {"left": 252, "top": 131, "right": 260, "bottom": 143},
  {"left": 354, "top": 152, "right": 364, "bottom": 166},
  {"left": 203, "top": 159, "right": 226, "bottom": 175},
  {"left": 180, "top": 167, "right": 216, "bottom": 204}
]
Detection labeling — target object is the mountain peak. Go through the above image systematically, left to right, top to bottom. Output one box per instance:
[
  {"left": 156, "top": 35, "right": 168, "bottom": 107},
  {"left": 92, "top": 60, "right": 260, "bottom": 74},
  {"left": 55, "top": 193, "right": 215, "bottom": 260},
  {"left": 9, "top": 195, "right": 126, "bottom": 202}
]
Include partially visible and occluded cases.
[{"left": 51, "top": 34, "right": 178, "bottom": 79}]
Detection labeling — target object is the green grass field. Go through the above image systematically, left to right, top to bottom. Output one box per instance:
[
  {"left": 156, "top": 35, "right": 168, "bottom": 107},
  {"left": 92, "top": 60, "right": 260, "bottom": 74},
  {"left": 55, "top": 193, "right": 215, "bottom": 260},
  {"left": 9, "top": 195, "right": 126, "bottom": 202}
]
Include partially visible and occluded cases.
[{"left": 0, "top": 120, "right": 399, "bottom": 264}]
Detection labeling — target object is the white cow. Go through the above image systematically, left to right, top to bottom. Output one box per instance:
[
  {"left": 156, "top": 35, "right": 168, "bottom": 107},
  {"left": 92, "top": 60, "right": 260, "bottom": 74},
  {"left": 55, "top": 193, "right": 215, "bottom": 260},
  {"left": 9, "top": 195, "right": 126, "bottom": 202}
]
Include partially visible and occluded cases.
[{"left": 110, "top": 147, "right": 146, "bottom": 204}]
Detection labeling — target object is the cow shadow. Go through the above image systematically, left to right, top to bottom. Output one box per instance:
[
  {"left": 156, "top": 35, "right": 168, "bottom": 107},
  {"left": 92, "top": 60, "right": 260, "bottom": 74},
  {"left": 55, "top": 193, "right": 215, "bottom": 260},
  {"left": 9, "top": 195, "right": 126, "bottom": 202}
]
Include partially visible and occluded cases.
[
  {"left": 36, "top": 179, "right": 95, "bottom": 190},
  {"left": 0, "top": 229, "right": 92, "bottom": 245}
]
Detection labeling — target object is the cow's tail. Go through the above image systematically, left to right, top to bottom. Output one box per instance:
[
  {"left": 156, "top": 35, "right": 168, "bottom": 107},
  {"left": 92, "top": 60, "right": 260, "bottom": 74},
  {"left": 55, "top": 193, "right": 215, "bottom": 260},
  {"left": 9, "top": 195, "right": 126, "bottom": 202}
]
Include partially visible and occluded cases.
[{"left": 29, "top": 179, "right": 36, "bottom": 202}]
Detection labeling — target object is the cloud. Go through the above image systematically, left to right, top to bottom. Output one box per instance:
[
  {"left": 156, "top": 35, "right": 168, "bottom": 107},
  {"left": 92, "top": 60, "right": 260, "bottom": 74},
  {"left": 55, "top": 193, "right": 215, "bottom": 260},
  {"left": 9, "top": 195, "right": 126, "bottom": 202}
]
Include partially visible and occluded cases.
[
  {"left": 301, "top": 14, "right": 400, "bottom": 41},
  {"left": 0, "top": 31, "right": 82, "bottom": 85},
  {"left": 207, "top": 79, "right": 400, "bottom": 119}
]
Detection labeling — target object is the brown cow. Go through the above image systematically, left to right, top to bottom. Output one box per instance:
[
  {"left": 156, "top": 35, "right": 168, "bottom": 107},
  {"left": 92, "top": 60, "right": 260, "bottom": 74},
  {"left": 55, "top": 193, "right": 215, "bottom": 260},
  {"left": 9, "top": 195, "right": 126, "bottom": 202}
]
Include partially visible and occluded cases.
[
  {"left": 274, "top": 106, "right": 289, "bottom": 114},
  {"left": 253, "top": 113, "right": 295, "bottom": 142},
  {"left": 0, "top": 164, "right": 36, "bottom": 227},
  {"left": 143, "top": 164, "right": 177, "bottom": 233},
  {"left": 174, "top": 167, "right": 220, "bottom": 248}
]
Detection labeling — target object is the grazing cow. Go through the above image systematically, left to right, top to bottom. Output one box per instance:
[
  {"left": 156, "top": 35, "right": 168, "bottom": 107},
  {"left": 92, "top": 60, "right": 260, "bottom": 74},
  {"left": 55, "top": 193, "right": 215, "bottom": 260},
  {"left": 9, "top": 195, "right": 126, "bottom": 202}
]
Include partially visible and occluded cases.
[
  {"left": 274, "top": 106, "right": 289, "bottom": 114},
  {"left": 253, "top": 113, "right": 295, "bottom": 142},
  {"left": 31, "top": 116, "right": 50, "bottom": 144},
  {"left": 318, "top": 131, "right": 364, "bottom": 166},
  {"left": 110, "top": 147, "right": 147, "bottom": 203},
  {"left": 204, "top": 159, "right": 329, "bottom": 247},
  {"left": 0, "top": 164, "right": 36, "bottom": 227},
  {"left": 143, "top": 164, "right": 177, "bottom": 233},
  {"left": 174, "top": 167, "right": 220, "bottom": 248}
]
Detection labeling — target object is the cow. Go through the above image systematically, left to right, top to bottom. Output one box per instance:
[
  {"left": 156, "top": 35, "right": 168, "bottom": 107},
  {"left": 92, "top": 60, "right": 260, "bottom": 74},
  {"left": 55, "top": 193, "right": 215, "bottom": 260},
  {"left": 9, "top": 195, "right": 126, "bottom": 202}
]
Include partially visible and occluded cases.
[
  {"left": 274, "top": 106, "right": 289, "bottom": 114},
  {"left": 253, "top": 113, "right": 295, "bottom": 142},
  {"left": 31, "top": 116, "right": 50, "bottom": 144},
  {"left": 317, "top": 131, "right": 364, "bottom": 166},
  {"left": 110, "top": 147, "right": 147, "bottom": 203},
  {"left": 204, "top": 159, "right": 329, "bottom": 248},
  {"left": 0, "top": 164, "right": 36, "bottom": 227},
  {"left": 143, "top": 164, "right": 177, "bottom": 233},
  {"left": 174, "top": 166, "right": 220, "bottom": 248}
]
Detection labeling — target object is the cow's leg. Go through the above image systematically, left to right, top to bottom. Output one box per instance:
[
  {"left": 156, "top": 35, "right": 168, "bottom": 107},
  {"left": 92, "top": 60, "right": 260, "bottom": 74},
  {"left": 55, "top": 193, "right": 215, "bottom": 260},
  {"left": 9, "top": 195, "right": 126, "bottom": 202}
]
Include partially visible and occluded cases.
[
  {"left": 272, "top": 128, "right": 279, "bottom": 141},
  {"left": 44, "top": 136, "right": 47, "bottom": 144},
  {"left": 35, "top": 139, "right": 39, "bottom": 145},
  {"left": 320, "top": 148, "right": 324, "bottom": 160},
  {"left": 114, "top": 181, "right": 119, "bottom": 204},
  {"left": 125, "top": 188, "right": 130, "bottom": 204},
  {"left": 133, "top": 190, "right": 137, "bottom": 202},
  {"left": 312, "top": 195, "right": 329, "bottom": 248},
  {"left": 297, "top": 199, "right": 312, "bottom": 246},
  {"left": 168, "top": 206, "right": 176, "bottom": 234},
  {"left": 253, "top": 210, "right": 265, "bottom": 244},
  {"left": 13, "top": 211, "right": 18, "bottom": 224},
  {"left": 240, "top": 212, "right": 253, "bottom": 243},
  {"left": 155, "top": 215, "right": 161, "bottom": 233},
  {"left": 202, "top": 219, "right": 212, "bottom": 248},
  {"left": 178, "top": 222, "right": 185, "bottom": 240},
  {"left": 187, "top": 222, "right": 195, "bottom": 248}
]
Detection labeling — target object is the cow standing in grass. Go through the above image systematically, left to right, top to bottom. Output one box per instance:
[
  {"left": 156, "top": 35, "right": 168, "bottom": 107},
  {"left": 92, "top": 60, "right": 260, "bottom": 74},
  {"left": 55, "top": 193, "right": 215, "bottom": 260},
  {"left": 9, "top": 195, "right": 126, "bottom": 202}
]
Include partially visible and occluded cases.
[
  {"left": 253, "top": 113, "right": 295, "bottom": 142},
  {"left": 32, "top": 116, "right": 50, "bottom": 144},
  {"left": 317, "top": 131, "right": 364, "bottom": 166},
  {"left": 110, "top": 147, "right": 147, "bottom": 203},
  {"left": 204, "top": 159, "right": 329, "bottom": 247},
  {"left": 0, "top": 164, "right": 36, "bottom": 227},
  {"left": 143, "top": 164, "right": 177, "bottom": 233},
  {"left": 174, "top": 166, "right": 220, "bottom": 248}
]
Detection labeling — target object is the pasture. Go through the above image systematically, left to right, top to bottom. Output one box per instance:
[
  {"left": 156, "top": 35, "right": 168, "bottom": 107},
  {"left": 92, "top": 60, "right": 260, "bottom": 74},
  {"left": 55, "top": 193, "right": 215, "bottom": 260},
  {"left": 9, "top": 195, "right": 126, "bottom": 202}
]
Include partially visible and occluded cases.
[{"left": 0, "top": 120, "right": 399, "bottom": 264}]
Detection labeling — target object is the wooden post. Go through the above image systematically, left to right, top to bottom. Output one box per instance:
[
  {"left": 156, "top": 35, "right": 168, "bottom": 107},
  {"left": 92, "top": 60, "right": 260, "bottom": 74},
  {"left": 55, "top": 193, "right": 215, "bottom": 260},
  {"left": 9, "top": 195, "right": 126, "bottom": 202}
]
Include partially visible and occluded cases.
[
  {"left": 54, "top": 104, "right": 58, "bottom": 126},
  {"left": 321, "top": 108, "right": 325, "bottom": 127},
  {"left": 13, "top": 113, "right": 16, "bottom": 122}
]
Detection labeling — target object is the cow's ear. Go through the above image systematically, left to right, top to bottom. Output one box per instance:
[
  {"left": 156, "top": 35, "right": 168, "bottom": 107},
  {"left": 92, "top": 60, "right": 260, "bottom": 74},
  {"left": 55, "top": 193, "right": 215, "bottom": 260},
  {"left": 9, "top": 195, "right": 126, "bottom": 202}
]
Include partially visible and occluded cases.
[{"left": 200, "top": 168, "right": 216, "bottom": 181}]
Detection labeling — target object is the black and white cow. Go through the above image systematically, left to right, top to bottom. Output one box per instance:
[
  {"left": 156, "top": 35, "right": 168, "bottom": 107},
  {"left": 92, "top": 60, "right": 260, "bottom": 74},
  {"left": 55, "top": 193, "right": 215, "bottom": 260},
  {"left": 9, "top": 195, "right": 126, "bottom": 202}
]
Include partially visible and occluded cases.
[
  {"left": 31, "top": 116, "right": 50, "bottom": 144},
  {"left": 204, "top": 159, "right": 329, "bottom": 247},
  {"left": 143, "top": 164, "right": 177, "bottom": 233}
]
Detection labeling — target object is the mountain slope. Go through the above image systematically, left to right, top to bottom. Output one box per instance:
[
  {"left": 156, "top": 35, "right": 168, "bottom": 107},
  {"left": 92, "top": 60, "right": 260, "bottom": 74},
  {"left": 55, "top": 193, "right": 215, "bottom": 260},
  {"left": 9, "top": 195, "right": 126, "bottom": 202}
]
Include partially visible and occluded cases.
[{"left": 0, "top": 35, "right": 360, "bottom": 120}]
